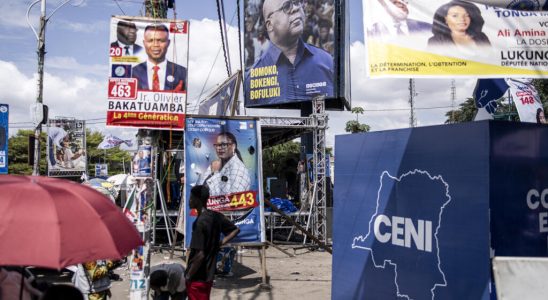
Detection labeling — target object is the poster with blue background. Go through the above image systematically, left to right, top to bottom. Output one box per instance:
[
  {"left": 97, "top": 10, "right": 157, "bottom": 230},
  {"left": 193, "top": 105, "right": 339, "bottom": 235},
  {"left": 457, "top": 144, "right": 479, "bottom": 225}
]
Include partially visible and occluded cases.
[
  {"left": 0, "top": 104, "right": 8, "bottom": 174},
  {"left": 184, "top": 116, "right": 265, "bottom": 246},
  {"left": 333, "top": 121, "right": 548, "bottom": 299}
]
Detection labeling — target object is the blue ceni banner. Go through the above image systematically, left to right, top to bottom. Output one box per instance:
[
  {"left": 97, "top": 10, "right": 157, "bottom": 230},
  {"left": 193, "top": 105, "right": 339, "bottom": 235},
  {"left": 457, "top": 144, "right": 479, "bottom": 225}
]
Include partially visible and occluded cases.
[{"left": 333, "top": 121, "right": 548, "bottom": 299}]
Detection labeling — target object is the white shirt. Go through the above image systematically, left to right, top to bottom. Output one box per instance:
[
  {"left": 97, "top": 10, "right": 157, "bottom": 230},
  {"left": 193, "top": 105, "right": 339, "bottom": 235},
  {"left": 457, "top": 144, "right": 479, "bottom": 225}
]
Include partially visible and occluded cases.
[{"left": 146, "top": 60, "right": 167, "bottom": 90}]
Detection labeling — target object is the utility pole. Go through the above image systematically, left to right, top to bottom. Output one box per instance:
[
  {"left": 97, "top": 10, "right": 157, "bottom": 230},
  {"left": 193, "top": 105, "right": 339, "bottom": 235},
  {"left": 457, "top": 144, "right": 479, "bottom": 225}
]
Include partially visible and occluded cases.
[
  {"left": 28, "top": 0, "right": 74, "bottom": 175},
  {"left": 32, "top": 0, "right": 47, "bottom": 175},
  {"left": 409, "top": 79, "right": 417, "bottom": 128},
  {"left": 450, "top": 79, "right": 456, "bottom": 123}
]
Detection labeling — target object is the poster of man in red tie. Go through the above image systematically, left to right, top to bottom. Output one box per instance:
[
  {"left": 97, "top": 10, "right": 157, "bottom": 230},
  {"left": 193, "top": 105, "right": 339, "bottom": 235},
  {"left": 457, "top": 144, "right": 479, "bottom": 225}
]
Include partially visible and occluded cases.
[{"left": 107, "top": 16, "right": 189, "bottom": 130}]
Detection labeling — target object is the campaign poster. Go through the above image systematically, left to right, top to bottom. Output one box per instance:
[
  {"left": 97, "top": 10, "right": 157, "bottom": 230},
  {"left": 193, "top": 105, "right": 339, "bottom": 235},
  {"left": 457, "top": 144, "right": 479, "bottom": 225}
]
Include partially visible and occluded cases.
[
  {"left": 243, "top": 0, "right": 349, "bottom": 108},
  {"left": 362, "top": 0, "right": 548, "bottom": 78},
  {"left": 107, "top": 16, "right": 189, "bottom": 130},
  {"left": 506, "top": 78, "right": 544, "bottom": 123},
  {"left": 0, "top": 104, "right": 8, "bottom": 174},
  {"left": 184, "top": 116, "right": 265, "bottom": 246},
  {"left": 47, "top": 118, "right": 87, "bottom": 177},
  {"left": 132, "top": 145, "right": 152, "bottom": 178},
  {"left": 95, "top": 163, "right": 108, "bottom": 177}
]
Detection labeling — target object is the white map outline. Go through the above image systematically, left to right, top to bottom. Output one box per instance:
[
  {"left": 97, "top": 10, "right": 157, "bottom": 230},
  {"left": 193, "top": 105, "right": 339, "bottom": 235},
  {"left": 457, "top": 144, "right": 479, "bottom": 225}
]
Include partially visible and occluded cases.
[{"left": 351, "top": 169, "right": 452, "bottom": 300}]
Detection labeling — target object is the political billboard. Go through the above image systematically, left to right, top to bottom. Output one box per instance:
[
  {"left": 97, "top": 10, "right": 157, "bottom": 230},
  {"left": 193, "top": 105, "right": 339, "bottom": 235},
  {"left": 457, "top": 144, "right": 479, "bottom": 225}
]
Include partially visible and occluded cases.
[
  {"left": 243, "top": 0, "right": 350, "bottom": 109},
  {"left": 363, "top": 0, "right": 548, "bottom": 78},
  {"left": 107, "top": 16, "right": 189, "bottom": 129},
  {"left": 0, "top": 104, "right": 8, "bottom": 174},
  {"left": 183, "top": 116, "right": 265, "bottom": 246},
  {"left": 47, "top": 118, "right": 87, "bottom": 177},
  {"left": 333, "top": 121, "right": 548, "bottom": 299}
]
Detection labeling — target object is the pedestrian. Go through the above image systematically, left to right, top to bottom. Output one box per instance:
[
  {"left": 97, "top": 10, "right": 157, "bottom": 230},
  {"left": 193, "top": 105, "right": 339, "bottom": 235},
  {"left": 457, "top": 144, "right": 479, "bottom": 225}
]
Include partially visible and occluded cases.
[
  {"left": 184, "top": 185, "right": 240, "bottom": 299},
  {"left": 71, "top": 260, "right": 115, "bottom": 300},
  {"left": 149, "top": 263, "right": 186, "bottom": 300}
]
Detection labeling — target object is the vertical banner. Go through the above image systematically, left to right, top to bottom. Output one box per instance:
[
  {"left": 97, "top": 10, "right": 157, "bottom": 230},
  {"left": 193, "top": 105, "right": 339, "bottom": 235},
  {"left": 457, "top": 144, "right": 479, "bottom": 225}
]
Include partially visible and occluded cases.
[
  {"left": 243, "top": 0, "right": 341, "bottom": 108},
  {"left": 363, "top": 0, "right": 548, "bottom": 78},
  {"left": 107, "top": 16, "right": 189, "bottom": 129},
  {"left": 506, "top": 78, "right": 545, "bottom": 123},
  {"left": 0, "top": 104, "right": 8, "bottom": 174},
  {"left": 184, "top": 117, "right": 264, "bottom": 246},
  {"left": 47, "top": 118, "right": 87, "bottom": 177},
  {"left": 132, "top": 145, "right": 153, "bottom": 178},
  {"left": 95, "top": 163, "right": 108, "bottom": 177},
  {"left": 124, "top": 180, "right": 151, "bottom": 300}
]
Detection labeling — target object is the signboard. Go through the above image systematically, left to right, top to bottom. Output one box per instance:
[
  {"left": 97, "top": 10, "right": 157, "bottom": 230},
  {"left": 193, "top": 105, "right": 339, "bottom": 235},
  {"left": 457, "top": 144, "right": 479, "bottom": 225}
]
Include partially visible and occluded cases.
[
  {"left": 242, "top": 0, "right": 350, "bottom": 109},
  {"left": 363, "top": 0, "right": 548, "bottom": 78},
  {"left": 107, "top": 16, "right": 189, "bottom": 129},
  {"left": 0, "top": 104, "right": 8, "bottom": 174},
  {"left": 184, "top": 116, "right": 265, "bottom": 246},
  {"left": 47, "top": 118, "right": 86, "bottom": 177},
  {"left": 333, "top": 121, "right": 548, "bottom": 299},
  {"left": 132, "top": 145, "right": 152, "bottom": 178},
  {"left": 95, "top": 163, "right": 108, "bottom": 177}
]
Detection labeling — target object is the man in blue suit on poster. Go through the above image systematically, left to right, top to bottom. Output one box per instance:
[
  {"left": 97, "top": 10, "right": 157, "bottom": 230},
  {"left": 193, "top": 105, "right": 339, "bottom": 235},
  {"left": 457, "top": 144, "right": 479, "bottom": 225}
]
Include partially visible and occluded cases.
[
  {"left": 245, "top": 0, "right": 334, "bottom": 106},
  {"left": 368, "top": 0, "right": 431, "bottom": 37},
  {"left": 132, "top": 24, "right": 187, "bottom": 92}
]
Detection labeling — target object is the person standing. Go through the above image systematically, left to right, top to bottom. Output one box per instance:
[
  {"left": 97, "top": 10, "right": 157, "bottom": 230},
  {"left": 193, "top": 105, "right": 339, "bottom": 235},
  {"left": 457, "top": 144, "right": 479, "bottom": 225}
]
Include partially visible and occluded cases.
[
  {"left": 185, "top": 185, "right": 240, "bottom": 299},
  {"left": 72, "top": 260, "right": 114, "bottom": 300}
]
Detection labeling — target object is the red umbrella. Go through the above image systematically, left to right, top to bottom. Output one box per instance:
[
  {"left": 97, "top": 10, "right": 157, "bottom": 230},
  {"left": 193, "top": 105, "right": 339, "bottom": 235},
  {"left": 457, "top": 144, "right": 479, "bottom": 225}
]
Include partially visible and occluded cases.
[{"left": 0, "top": 175, "right": 143, "bottom": 269}]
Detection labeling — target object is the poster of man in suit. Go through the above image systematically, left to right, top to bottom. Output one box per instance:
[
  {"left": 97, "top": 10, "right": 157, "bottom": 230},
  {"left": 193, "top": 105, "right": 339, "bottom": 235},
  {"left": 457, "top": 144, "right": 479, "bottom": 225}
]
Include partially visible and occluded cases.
[{"left": 107, "top": 17, "right": 189, "bottom": 130}]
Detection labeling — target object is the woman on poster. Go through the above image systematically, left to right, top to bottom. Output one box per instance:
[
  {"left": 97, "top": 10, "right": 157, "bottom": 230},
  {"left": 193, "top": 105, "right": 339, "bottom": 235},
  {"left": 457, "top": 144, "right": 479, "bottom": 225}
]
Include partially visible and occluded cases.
[
  {"left": 428, "top": 0, "right": 490, "bottom": 48},
  {"left": 199, "top": 132, "right": 251, "bottom": 197}
]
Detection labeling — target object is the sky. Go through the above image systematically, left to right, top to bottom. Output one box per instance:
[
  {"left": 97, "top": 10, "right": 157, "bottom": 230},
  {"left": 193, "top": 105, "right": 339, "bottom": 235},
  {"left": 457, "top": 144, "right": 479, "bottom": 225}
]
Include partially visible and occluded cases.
[{"left": 0, "top": 0, "right": 476, "bottom": 149}]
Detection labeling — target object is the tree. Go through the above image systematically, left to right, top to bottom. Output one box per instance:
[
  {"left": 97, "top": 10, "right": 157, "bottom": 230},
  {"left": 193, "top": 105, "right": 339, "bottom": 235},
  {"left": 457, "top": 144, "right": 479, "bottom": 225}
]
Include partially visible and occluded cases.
[
  {"left": 345, "top": 106, "right": 370, "bottom": 133},
  {"left": 7, "top": 129, "right": 132, "bottom": 176},
  {"left": 8, "top": 130, "right": 47, "bottom": 175}
]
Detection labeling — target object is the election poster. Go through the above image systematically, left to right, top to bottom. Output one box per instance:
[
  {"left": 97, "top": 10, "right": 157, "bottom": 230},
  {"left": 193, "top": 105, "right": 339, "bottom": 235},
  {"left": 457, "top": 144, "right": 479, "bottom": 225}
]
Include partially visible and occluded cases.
[
  {"left": 243, "top": 0, "right": 350, "bottom": 109},
  {"left": 363, "top": 0, "right": 548, "bottom": 78},
  {"left": 107, "top": 16, "right": 189, "bottom": 130},
  {"left": 506, "top": 78, "right": 544, "bottom": 123},
  {"left": 0, "top": 104, "right": 8, "bottom": 174},
  {"left": 183, "top": 116, "right": 265, "bottom": 246},
  {"left": 47, "top": 118, "right": 87, "bottom": 177},
  {"left": 132, "top": 145, "right": 152, "bottom": 178},
  {"left": 95, "top": 163, "right": 108, "bottom": 177}
]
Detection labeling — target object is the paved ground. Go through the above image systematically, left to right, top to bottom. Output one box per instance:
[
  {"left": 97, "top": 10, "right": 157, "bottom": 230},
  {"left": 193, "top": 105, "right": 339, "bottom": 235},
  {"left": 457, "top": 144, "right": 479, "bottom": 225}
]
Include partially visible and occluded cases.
[{"left": 110, "top": 245, "right": 332, "bottom": 299}]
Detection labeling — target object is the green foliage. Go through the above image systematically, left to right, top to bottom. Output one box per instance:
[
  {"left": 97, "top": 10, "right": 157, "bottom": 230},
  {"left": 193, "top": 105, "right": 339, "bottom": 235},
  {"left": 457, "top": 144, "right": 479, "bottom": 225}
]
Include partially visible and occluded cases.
[
  {"left": 345, "top": 106, "right": 370, "bottom": 133},
  {"left": 7, "top": 129, "right": 132, "bottom": 176},
  {"left": 8, "top": 130, "right": 47, "bottom": 175},
  {"left": 262, "top": 141, "right": 301, "bottom": 196}
]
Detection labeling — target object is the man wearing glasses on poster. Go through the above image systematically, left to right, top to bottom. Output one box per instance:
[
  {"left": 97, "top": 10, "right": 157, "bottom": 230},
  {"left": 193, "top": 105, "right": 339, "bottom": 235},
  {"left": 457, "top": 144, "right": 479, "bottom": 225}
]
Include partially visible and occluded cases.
[
  {"left": 245, "top": 0, "right": 334, "bottom": 105},
  {"left": 199, "top": 132, "right": 251, "bottom": 197}
]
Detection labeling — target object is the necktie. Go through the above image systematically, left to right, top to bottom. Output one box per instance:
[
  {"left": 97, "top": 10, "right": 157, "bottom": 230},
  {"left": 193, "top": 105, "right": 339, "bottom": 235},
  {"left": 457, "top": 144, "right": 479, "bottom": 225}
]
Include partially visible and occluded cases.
[
  {"left": 395, "top": 23, "right": 405, "bottom": 35},
  {"left": 124, "top": 46, "right": 130, "bottom": 55},
  {"left": 152, "top": 66, "right": 160, "bottom": 91}
]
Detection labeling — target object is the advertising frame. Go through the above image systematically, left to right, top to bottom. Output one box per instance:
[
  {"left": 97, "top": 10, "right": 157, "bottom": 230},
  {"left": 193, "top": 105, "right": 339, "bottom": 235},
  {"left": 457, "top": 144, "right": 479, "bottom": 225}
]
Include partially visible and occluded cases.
[
  {"left": 242, "top": 0, "right": 350, "bottom": 110},
  {"left": 107, "top": 16, "right": 190, "bottom": 130},
  {"left": 0, "top": 104, "right": 8, "bottom": 175},
  {"left": 183, "top": 115, "right": 266, "bottom": 247},
  {"left": 47, "top": 118, "right": 87, "bottom": 178}
]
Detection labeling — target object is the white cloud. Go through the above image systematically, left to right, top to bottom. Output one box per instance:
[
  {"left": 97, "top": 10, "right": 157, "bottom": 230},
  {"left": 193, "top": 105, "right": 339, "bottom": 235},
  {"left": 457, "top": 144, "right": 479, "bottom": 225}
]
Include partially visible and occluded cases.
[{"left": 2, "top": 18, "right": 477, "bottom": 149}]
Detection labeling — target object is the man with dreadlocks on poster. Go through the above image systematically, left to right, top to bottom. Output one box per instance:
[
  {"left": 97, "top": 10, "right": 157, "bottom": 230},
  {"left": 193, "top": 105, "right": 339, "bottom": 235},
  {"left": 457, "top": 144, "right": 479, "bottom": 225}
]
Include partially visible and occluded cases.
[{"left": 199, "top": 132, "right": 251, "bottom": 196}]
